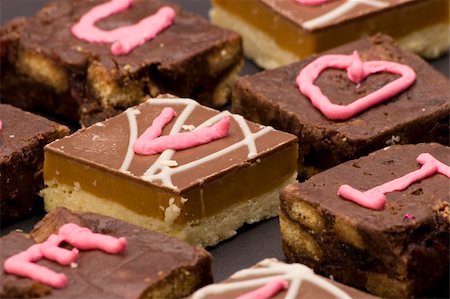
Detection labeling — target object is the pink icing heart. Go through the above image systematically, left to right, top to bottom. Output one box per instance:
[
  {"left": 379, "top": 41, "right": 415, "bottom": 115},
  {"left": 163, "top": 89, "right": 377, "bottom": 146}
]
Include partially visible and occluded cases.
[{"left": 296, "top": 51, "right": 416, "bottom": 120}]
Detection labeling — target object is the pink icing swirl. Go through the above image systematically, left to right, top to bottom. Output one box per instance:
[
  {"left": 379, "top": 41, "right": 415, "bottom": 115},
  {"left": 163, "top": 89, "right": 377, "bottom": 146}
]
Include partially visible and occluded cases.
[
  {"left": 71, "top": 0, "right": 176, "bottom": 55},
  {"left": 295, "top": 0, "right": 329, "bottom": 5},
  {"left": 296, "top": 51, "right": 416, "bottom": 120},
  {"left": 133, "top": 107, "right": 231, "bottom": 156},
  {"left": 338, "top": 153, "right": 450, "bottom": 210},
  {"left": 4, "top": 223, "right": 127, "bottom": 288},
  {"left": 58, "top": 223, "right": 127, "bottom": 253},
  {"left": 236, "top": 280, "right": 289, "bottom": 299}
]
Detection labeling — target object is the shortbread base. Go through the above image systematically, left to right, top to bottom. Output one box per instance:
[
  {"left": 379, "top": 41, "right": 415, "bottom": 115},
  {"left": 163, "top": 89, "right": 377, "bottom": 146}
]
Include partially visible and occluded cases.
[{"left": 42, "top": 173, "right": 296, "bottom": 247}]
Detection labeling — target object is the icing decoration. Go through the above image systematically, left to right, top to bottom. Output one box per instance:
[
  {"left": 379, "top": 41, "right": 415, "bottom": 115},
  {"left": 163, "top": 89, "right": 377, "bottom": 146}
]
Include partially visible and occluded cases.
[
  {"left": 71, "top": 0, "right": 176, "bottom": 55},
  {"left": 295, "top": 0, "right": 329, "bottom": 6},
  {"left": 302, "top": 0, "right": 389, "bottom": 30},
  {"left": 296, "top": 51, "right": 416, "bottom": 120},
  {"left": 121, "top": 98, "right": 273, "bottom": 189},
  {"left": 133, "top": 107, "right": 230, "bottom": 155},
  {"left": 0, "top": 120, "right": 2, "bottom": 130},
  {"left": 338, "top": 153, "right": 450, "bottom": 210},
  {"left": 403, "top": 213, "right": 415, "bottom": 221},
  {"left": 4, "top": 223, "right": 127, "bottom": 288},
  {"left": 192, "top": 259, "right": 351, "bottom": 299},
  {"left": 236, "top": 279, "right": 289, "bottom": 299}
]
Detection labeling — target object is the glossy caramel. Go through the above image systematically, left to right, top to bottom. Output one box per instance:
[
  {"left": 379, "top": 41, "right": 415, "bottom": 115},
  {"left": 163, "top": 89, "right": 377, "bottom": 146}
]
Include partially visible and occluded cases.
[
  {"left": 213, "top": 0, "right": 449, "bottom": 59},
  {"left": 44, "top": 139, "right": 298, "bottom": 225}
]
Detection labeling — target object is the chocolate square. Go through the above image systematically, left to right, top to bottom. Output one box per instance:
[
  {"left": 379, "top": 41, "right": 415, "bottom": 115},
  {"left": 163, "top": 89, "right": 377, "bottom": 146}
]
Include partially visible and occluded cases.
[
  {"left": 1, "top": 0, "right": 242, "bottom": 126},
  {"left": 233, "top": 34, "right": 449, "bottom": 179},
  {"left": 0, "top": 104, "right": 69, "bottom": 225},
  {"left": 280, "top": 143, "right": 449, "bottom": 297}
]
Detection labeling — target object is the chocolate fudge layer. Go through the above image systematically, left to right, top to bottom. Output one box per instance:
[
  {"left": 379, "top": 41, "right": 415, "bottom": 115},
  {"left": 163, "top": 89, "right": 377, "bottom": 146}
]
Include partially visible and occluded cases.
[
  {"left": 0, "top": 0, "right": 242, "bottom": 127},
  {"left": 211, "top": 0, "right": 449, "bottom": 69},
  {"left": 234, "top": 34, "right": 450, "bottom": 179},
  {"left": 41, "top": 96, "right": 298, "bottom": 247},
  {"left": 0, "top": 104, "right": 69, "bottom": 225},
  {"left": 280, "top": 143, "right": 449, "bottom": 298},
  {"left": 0, "top": 208, "right": 212, "bottom": 298},
  {"left": 189, "top": 258, "right": 380, "bottom": 299}
]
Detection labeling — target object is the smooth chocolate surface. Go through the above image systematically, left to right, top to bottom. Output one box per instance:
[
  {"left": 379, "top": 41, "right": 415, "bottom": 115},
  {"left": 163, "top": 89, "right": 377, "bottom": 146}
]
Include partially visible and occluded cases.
[
  {"left": 1, "top": 0, "right": 242, "bottom": 125},
  {"left": 261, "top": 0, "right": 418, "bottom": 31},
  {"left": 233, "top": 34, "right": 449, "bottom": 178},
  {"left": 46, "top": 97, "right": 297, "bottom": 193},
  {"left": 0, "top": 104, "right": 69, "bottom": 224},
  {"left": 280, "top": 143, "right": 449, "bottom": 297},
  {"left": 0, "top": 208, "right": 213, "bottom": 298},
  {"left": 189, "top": 259, "right": 380, "bottom": 298}
]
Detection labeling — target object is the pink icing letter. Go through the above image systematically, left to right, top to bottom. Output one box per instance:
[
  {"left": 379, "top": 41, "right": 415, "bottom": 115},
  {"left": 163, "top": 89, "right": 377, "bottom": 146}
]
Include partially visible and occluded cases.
[
  {"left": 71, "top": 0, "right": 176, "bottom": 55},
  {"left": 295, "top": 0, "right": 329, "bottom": 5},
  {"left": 296, "top": 51, "right": 416, "bottom": 120},
  {"left": 133, "top": 107, "right": 177, "bottom": 153},
  {"left": 134, "top": 108, "right": 231, "bottom": 156},
  {"left": 338, "top": 153, "right": 450, "bottom": 210},
  {"left": 4, "top": 223, "right": 127, "bottom": 289},
  {"left": 58, "top": 223, "right": 127, "bottom": 254},
  {"left": 3, "top": 235, "right": 78, "bottom": 288},
  {"left": 236, "top": 280, "right": 289, "bottom": 299}
]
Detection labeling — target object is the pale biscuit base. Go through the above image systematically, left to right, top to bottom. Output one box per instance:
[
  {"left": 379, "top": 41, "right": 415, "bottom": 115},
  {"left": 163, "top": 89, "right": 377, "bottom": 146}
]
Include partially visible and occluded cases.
[
  {"left": 210, "top": 5, "right": 449, "bottom": 69},
  {"left": 42, "top": 174, "right": 297, "bottom": 247}
]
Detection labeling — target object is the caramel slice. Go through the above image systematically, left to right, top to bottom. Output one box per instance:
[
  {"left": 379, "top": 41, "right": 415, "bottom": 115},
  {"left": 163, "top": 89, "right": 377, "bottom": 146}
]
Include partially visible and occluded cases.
[
  {"left": 211, "top": 0, "right": 449, "bottom": 68},
  {"left": 41, "top": 96, "right": 298, "bottom": 247}
]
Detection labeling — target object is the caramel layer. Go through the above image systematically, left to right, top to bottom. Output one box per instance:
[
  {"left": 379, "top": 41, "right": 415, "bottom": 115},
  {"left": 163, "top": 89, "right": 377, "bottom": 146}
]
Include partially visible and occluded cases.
[
  {"left": 213, "top": 0, "right": 449, "bottom": 59},
  {"left": 44, "top": 142, "right": 298, "bottom": 225}
]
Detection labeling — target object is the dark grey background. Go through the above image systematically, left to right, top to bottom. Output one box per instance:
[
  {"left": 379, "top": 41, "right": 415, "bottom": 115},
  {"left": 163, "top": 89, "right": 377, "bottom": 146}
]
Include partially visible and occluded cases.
[{"left": 1, "top": 0, "right": 449, "bottom": 287}]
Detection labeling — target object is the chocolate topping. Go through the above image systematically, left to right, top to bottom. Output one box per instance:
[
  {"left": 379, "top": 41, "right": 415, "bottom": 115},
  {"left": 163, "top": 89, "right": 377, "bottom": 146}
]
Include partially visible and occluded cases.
[
  {"left": 1, "top": 0, "right": 242, "bottom": 125},
  {"left": 21, "top": 0, "right": 233, "bottom": 73},
  {"left": 260, "top": 0, "right": 416, "bottom": 31},
  {"left": 234, "top": 34, "right": 449, "bottom": 177},
  {"left": 46, "top": 96, "right": 297, "bottom": 192},
  {"left": 0, "top": 104, "right": 69, "bottom": 225},
  {"left": 0, "top": 104, "right": 68, "bottom": 160},
  {"left": 281, "top": 143, "right": 449, "bottom": 297},
  {"left": 288, "top": 143, "right": 449, "bottom": 231},
  {"left": 0, "top": 208, "right": 213, "bottom": 298},
  {"left": 189, "top": 259, "right": 380, "bottom": 298}
]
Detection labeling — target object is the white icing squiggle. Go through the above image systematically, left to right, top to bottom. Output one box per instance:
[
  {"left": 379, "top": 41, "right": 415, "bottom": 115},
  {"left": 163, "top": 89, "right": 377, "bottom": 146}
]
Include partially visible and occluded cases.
[
  {"left": 303, "top": 0, "right": 388, "bottom": 30},
  {"left": 118, "top": 98, "right": 274, "bottom": 189},
  {"left": 139, "top": 99, "right": 273, "bottom": 188},
  {"left": 142, "top": 99, "right": 199, "bottom": 189},
  {"left": 119, "top": 108, "right": 139, "bottom": 171},
  {"left": 192, "top": 259, "right": 352, "bottom": 299}
]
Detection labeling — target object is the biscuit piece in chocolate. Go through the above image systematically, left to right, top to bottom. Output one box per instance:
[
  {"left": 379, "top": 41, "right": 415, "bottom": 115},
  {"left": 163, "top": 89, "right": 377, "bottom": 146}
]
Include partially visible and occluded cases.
[
  {"left": 0, "top": 0, "right": 243, "bottom": 127},
  {"left": 211, "top": 0, "right": 449, "bottom": 69},
  {"left": 234, "top": 34, "right": 449, "bottom": 179},
  {"left": 41, "top": 95, "right": 298, "bottom": 247},
  {"left": 0, "top": 104, "right": 69, "bottom": 225},
  {"left": 280, "top": 143, "right": 449, "bottom": 298},
  {"left": 0, "top": 208, "right": 213, "bottom": 299},
  {"left": 189, "top": 258, "right": 380, "bottom": 298}
]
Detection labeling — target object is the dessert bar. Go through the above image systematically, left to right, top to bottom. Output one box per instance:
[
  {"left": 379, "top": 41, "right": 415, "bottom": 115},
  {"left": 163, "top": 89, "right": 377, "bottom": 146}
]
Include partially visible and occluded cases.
[
  {"left": 1, "top": 0, "right": 243, "bottom": 126},
  {"left": 211, "top": 0, "right": 449, "bottom": 69},
  {"left": 234, "top": 34, "right": 449, "bottom": 179},
  {"left": 41, "top": 96, "right": 298, "bottom": 247},
  {"left": 0, "top": 104, "right": 69, "bottom": 225},
  {"left": 280, "top": 143, "right": 449, "bottom": 298},
  {"left": 1, "top": 208, "right": 212, "bottom": 298},
  {"left": 189, "top": 258, "right": 380, "bottom": 298}
]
